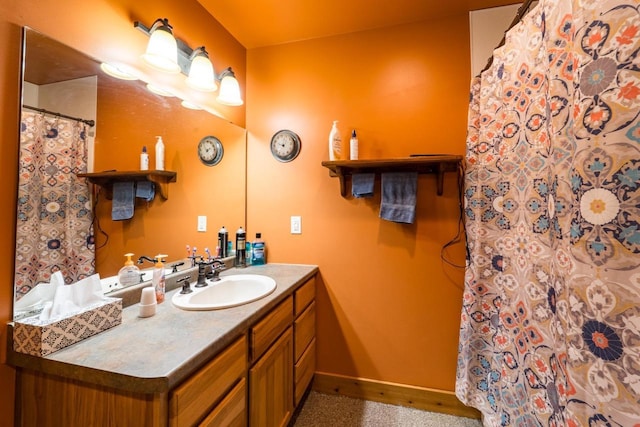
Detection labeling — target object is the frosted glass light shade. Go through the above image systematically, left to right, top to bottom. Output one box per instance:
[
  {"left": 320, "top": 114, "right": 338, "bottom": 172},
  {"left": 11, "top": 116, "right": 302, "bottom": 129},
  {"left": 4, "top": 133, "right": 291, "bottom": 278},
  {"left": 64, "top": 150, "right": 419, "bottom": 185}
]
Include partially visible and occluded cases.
[
  {"left": 142, "top": 26, "right": 180, "bottom": 73},
  {"left": 186, "top": 54, "right": 217, "bottom": 92},
  {"left": 100, "top": 63, "right": 138, "bottom": 80},
  {"left": 216, "top": 72, "right": 243, "bottom": 106},
  {"left": 146, "top": 83, "right": 174, "bottom": 97}
]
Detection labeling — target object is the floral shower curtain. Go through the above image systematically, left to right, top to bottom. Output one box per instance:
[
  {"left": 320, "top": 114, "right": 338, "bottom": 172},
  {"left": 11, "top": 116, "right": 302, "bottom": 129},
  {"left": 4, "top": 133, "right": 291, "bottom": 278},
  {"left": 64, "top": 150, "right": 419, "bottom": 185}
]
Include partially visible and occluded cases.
[
  {"left": 456, "top": 0, "right": 640, "bottom": 425},
  {"left": 15, "top": 111, "right": 95, "bottom": 300}
]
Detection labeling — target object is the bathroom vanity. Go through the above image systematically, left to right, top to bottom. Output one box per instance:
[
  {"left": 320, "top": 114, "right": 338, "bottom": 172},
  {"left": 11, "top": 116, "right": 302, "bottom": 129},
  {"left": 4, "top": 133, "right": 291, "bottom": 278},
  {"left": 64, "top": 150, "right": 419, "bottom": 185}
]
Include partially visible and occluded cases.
[{"left": 8, "top": 264, "right": 318, "bottom": 427}]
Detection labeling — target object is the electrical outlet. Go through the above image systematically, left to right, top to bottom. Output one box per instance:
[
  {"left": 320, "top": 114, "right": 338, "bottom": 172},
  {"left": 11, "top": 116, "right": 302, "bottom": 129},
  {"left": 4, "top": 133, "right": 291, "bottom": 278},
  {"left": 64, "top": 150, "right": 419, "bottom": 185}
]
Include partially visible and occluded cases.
[
  {"left": 197, "top": 215, "right": 207, "bottom": 232},
  {"left": 291, "top": 216, "right": 301, "bottom": 234}
]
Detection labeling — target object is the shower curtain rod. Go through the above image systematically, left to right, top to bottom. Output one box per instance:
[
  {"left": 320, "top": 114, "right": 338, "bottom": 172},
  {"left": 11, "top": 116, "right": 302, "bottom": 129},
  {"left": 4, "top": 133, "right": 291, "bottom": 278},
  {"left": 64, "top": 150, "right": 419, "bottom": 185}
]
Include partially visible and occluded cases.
[
  {"left": 480, "top": 0, "right": 537, "bottom": 73},
  {"left": 23, "top": 105, "right": 96, "bottom": 127}
]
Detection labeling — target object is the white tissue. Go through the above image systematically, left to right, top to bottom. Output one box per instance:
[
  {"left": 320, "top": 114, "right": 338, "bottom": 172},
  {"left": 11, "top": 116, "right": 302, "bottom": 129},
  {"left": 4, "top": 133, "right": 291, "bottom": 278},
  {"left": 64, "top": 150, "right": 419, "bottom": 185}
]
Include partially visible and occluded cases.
[
  {"left": 14, "top": 271, "right": 64, "bottom": 315},
  {"left": 38, "top": 273, "right": 105, "bottom": 321}
]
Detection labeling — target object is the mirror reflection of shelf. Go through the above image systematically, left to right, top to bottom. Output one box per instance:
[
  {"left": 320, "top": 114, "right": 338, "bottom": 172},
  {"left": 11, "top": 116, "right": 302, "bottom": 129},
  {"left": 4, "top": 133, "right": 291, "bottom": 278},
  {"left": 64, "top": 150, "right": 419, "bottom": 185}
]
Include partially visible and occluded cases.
[
  {"left": 321, "top": 155, "right": 462, "bottom": 197},
  {"left": 77, "top": 170, "right": 177, "bottom": 200}
]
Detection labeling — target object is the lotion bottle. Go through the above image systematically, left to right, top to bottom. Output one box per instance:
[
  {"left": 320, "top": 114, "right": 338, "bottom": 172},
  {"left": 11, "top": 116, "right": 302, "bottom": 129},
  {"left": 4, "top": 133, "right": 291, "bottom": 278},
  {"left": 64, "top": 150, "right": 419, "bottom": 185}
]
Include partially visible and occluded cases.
[
  {"left": 329, "top": 121, "right": 342, "bottom": 161},
  {"left": 349, "top": 130, "right": 358, "bottom": 160},
  {"left": 155, "top": 136, "right": 165, "bottom": 170},
  {"left": 140, "top": 146, "right": 149, "bottom": 170},
  {"left": 118, "top": 253, "right": 141, "bottom": 287},
  {"left": 152, "top": 254, "right": 167, "bottom": 303}
]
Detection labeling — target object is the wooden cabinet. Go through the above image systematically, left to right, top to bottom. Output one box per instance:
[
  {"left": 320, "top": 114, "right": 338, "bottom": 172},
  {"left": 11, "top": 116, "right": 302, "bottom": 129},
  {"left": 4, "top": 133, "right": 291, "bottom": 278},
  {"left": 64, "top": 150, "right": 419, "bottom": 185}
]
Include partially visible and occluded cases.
[
  {"left": 13, "top": 272, "right": 317, "bottom": 427},
  {"left": 293, "top": 277, "right": 316, "bottom": 406},
  {"left": 249, "top": 327, "right": 294, "bottom": 427},
  {"left": 169, "top": 336, "right": 246, "bottom": 427}
]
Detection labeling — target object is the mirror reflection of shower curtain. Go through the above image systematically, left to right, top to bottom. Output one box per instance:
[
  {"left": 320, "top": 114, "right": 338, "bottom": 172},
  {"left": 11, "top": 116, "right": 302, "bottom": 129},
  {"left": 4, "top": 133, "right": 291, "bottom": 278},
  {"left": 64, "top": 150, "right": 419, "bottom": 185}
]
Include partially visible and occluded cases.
[{"left": 15, "top": 110, "right": 95, "bottom": 300}]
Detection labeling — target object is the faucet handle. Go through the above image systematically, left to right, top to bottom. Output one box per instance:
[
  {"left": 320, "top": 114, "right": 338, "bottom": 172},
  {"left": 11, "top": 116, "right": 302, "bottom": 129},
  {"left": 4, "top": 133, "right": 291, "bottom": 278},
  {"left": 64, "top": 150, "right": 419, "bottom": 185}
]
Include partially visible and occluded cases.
[
  {"left": 171, "top": 261, "right": 185, "bottom": 273},
  {"left": 178, "top": 276, "right": 192, "bottom": 294}
]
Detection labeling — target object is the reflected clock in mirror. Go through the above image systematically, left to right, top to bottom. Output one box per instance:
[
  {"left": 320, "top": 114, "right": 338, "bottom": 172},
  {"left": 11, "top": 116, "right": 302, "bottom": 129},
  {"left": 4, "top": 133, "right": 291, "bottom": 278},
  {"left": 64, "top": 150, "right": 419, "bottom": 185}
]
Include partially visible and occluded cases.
[{"left": 198, "top": 135, "right": 224, "bottom": 166}]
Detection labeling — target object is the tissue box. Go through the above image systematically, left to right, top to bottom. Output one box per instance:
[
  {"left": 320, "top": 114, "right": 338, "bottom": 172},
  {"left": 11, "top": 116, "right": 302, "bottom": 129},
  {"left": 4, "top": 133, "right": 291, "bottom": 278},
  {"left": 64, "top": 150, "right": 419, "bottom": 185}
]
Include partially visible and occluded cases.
[{"left": 13, "top": 297, "right": 122, "bottom": 357}]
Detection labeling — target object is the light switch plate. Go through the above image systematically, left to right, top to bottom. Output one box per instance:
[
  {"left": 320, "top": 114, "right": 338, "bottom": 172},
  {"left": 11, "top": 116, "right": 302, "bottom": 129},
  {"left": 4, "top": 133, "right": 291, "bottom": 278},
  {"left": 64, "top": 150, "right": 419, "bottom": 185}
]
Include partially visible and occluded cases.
[
  {"left": 197, "top": 215, "right": 207, "bottom": 232},
  {"left": 291, "top": 216, "right": 301, "bottom": 234}
]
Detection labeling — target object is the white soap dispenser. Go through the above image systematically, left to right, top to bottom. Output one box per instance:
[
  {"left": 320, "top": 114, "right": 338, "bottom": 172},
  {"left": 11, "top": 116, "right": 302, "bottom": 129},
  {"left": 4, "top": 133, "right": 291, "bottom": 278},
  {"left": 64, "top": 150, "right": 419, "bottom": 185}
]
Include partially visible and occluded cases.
[{"left": 155, "top": 136, "right": 165, "bottom": 170}]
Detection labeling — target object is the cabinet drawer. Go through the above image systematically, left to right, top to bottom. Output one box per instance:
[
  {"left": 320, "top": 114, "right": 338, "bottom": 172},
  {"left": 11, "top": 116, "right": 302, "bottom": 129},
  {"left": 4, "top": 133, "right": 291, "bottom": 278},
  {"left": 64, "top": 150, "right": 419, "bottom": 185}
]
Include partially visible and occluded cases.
[
  {"left": 294, "top": 276, "right": 315, "bottom": 316},
  {"left": 250, "top": 296, "right": 293, "bottom": 362},
  {"left": 294, "top": 301, "right": 315, "bottom": 361},
  {"left": 170, "top": 336, "right": 246, "bottom": 427},
  {"left": 294, "top": 338, "right": 316, "bottom": 406},
  {"left": 199, "top": 378, "right": 246, "bottom": 427}
]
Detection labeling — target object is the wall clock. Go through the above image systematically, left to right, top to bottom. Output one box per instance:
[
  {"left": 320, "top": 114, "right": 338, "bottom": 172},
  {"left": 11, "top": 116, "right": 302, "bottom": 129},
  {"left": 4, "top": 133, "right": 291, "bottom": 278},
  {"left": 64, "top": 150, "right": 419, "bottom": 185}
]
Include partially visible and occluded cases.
[
  {"left": 270, "top": 130, "right": 301, "bottom": 162},
  {"left": 197, "top": 135, "right": 224, "bottom": 166}
]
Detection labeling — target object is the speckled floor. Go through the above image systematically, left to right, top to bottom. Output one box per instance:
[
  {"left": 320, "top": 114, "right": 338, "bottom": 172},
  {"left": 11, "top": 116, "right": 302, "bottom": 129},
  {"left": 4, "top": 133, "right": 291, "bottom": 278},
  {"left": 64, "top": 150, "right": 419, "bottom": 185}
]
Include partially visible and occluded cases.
[{"left": 292, "top": 391, "right": 483, "bottom": 427}]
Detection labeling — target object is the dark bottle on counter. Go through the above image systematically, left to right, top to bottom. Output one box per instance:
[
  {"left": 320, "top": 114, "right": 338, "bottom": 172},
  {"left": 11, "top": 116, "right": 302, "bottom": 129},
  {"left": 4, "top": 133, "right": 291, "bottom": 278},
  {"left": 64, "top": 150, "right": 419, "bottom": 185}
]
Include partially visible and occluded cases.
[
  {"left": 218, "top": 226, "right": 229, "bottom": 258},
  {"left": 235, "top": 226, "right": 246, "bottom": 267}
]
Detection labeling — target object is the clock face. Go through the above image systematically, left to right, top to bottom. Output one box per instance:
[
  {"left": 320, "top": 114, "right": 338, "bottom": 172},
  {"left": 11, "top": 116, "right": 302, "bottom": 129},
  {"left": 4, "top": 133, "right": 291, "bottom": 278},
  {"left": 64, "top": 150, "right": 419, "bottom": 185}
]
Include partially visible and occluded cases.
[
  {"left": 270, "top": 130, "right": 301, "bottom": 162},
  {"left": 198, "top": 136, "right": 224, "bottom": 166}
]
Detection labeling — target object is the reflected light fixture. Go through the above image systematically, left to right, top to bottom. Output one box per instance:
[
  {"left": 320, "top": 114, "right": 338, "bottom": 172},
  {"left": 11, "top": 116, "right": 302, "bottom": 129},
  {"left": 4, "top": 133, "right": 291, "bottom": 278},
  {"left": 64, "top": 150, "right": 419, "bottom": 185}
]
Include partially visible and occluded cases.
[
  {"left": 140, "top": 18, "right": 180, "bottom": 73},
  {"left": 186, "top": 47, "right": 217, "bottom": 92},
  {"left": 100, "top": 63, "right": 138, "bottom": 80},
  {"left": 216, "top": 68, "right": 243, "bottom": 106},
  {"left": 146, "top": 83, "right": 174, "bottom": 97},
  {"left": 181, "top": 100, "right": 202, "bottom": 110}
]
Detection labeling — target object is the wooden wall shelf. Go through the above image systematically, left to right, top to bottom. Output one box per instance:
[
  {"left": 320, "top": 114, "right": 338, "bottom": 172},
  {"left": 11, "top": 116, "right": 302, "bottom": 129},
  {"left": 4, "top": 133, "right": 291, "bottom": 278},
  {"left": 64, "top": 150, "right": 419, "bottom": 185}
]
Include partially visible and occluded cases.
[
  {"left": 321, "top": 155, "right": 462, "bottom": 197},
  {"left": 77, "top": 170, "right": 177, "bottom": 200}
]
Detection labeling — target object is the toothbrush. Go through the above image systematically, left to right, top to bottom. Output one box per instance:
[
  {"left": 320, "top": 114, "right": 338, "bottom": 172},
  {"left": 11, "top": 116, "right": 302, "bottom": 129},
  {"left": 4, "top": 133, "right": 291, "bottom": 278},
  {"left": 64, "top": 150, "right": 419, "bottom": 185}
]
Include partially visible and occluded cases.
[{"left": 205, "top": 247, "right": 212, "bottom": 260}]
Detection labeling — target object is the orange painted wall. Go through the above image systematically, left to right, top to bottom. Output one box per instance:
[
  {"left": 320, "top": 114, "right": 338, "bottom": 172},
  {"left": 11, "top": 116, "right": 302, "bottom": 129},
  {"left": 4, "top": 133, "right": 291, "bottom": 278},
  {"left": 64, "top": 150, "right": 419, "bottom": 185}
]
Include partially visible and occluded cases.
[
  {"left": 0, "top": 0, "right": 245, "bottom": 424},
  {"left": 246, "top": 16, "right": 470, "bottom": 391},
  {"left": 93, "top": 76, "right": 246, "bottom": 277}
]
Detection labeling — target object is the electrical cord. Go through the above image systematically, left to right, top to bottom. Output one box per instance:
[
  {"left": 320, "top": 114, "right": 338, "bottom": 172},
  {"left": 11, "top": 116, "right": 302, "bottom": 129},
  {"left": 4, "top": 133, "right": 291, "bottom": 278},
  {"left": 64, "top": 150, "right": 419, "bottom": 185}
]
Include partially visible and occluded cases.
[
  {"left": 440, "top": 160, "right": 466, "bottom": 270},
  {"left": 91, "top": 186, "right": 109, "bottom": 250}
]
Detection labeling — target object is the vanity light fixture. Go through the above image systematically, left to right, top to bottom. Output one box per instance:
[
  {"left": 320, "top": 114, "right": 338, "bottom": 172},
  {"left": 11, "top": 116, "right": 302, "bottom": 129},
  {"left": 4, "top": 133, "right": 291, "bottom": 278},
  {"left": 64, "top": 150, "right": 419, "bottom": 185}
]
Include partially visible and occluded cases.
[
  {"left": 134, "top": 18, "right": 243, "bottom": 105},
  {"left": 139, "top": 18, "right": 181, "bottom": 74},
  {"left": 185, "top": 47, "right": 217, "bottom": 92},
  {"left": 216, "top": 68, "right": 244, "bottom": 106}
]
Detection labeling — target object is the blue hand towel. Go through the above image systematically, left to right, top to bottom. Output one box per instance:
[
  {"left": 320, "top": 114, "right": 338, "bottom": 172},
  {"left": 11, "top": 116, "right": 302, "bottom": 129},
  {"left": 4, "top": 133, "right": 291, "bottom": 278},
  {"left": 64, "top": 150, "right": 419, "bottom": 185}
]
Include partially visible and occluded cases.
[
  {"left": 379, "top": 172, "right": 418, "bottom": 224},
  {"left": 352, "top": 173, "right": 375, "bottom": 198},
  {"left": 112, "top": 181, "right": 134, "bottom": 221},
  {"left": 135, "top": 181, "right": 155, "bottom": 201}
]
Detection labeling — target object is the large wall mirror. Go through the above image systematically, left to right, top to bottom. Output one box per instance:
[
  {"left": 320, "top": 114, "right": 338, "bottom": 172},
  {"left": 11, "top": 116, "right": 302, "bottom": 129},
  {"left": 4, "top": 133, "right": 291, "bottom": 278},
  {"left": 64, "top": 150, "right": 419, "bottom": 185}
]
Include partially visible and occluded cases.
[{"left": 14, "top": 28, "right": 246, "bottom": 318}]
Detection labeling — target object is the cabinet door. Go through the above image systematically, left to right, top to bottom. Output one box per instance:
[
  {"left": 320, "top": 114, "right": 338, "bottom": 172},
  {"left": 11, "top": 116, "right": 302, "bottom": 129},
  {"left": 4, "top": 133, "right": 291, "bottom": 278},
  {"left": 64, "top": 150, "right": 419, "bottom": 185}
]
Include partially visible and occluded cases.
[
  {"left": 249, "top": 327, "right": 293, "bottom": 427},
  {"left": 199, "top": 378, "right": 246, "bottom": 427}
]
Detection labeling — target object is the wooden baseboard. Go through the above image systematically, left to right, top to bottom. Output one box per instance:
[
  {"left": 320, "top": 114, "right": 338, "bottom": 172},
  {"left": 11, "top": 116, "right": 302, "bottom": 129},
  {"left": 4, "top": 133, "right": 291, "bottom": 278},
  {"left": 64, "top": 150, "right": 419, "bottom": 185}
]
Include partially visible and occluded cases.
[{"left": 312, "top": 372, "right": 481, "bottom": 420}]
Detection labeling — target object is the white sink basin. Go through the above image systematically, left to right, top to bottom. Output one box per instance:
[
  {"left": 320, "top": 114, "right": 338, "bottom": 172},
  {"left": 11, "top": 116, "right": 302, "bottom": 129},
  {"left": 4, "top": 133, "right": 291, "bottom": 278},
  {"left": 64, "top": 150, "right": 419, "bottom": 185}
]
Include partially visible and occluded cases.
[{"left": 172, "top": 274, "right": 276, "bottom": 310}]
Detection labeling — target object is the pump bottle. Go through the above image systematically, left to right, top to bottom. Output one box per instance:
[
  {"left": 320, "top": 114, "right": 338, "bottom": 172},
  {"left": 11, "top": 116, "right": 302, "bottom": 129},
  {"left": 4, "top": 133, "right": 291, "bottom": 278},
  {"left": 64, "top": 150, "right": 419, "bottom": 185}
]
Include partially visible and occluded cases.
[
  {"left": 118, "top": 253, "right": 141, "bottom": 287},
  {"left": 152, "top": 254, "right": 167, "bottom": 303}
]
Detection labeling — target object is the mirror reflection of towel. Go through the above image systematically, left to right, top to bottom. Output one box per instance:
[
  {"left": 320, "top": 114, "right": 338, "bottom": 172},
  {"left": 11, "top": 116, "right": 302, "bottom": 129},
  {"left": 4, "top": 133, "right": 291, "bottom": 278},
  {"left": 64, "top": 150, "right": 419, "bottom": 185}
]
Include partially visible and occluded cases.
[
  {"left": 379, "top": 172, "right": 418, "bottom": 224},
  {"left": 112, "top": 181, "right": 134, "bottom": 220},
  {"left": 135, "top": 181, "right": 155, "bottom": 201}
]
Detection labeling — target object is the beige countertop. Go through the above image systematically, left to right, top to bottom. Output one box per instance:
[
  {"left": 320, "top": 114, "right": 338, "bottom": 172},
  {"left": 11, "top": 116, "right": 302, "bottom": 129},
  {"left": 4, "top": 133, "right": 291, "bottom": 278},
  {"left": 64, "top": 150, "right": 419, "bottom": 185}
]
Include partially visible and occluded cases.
[{"left": 8, "top": 263, "right": 318, "bottom": 394}]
